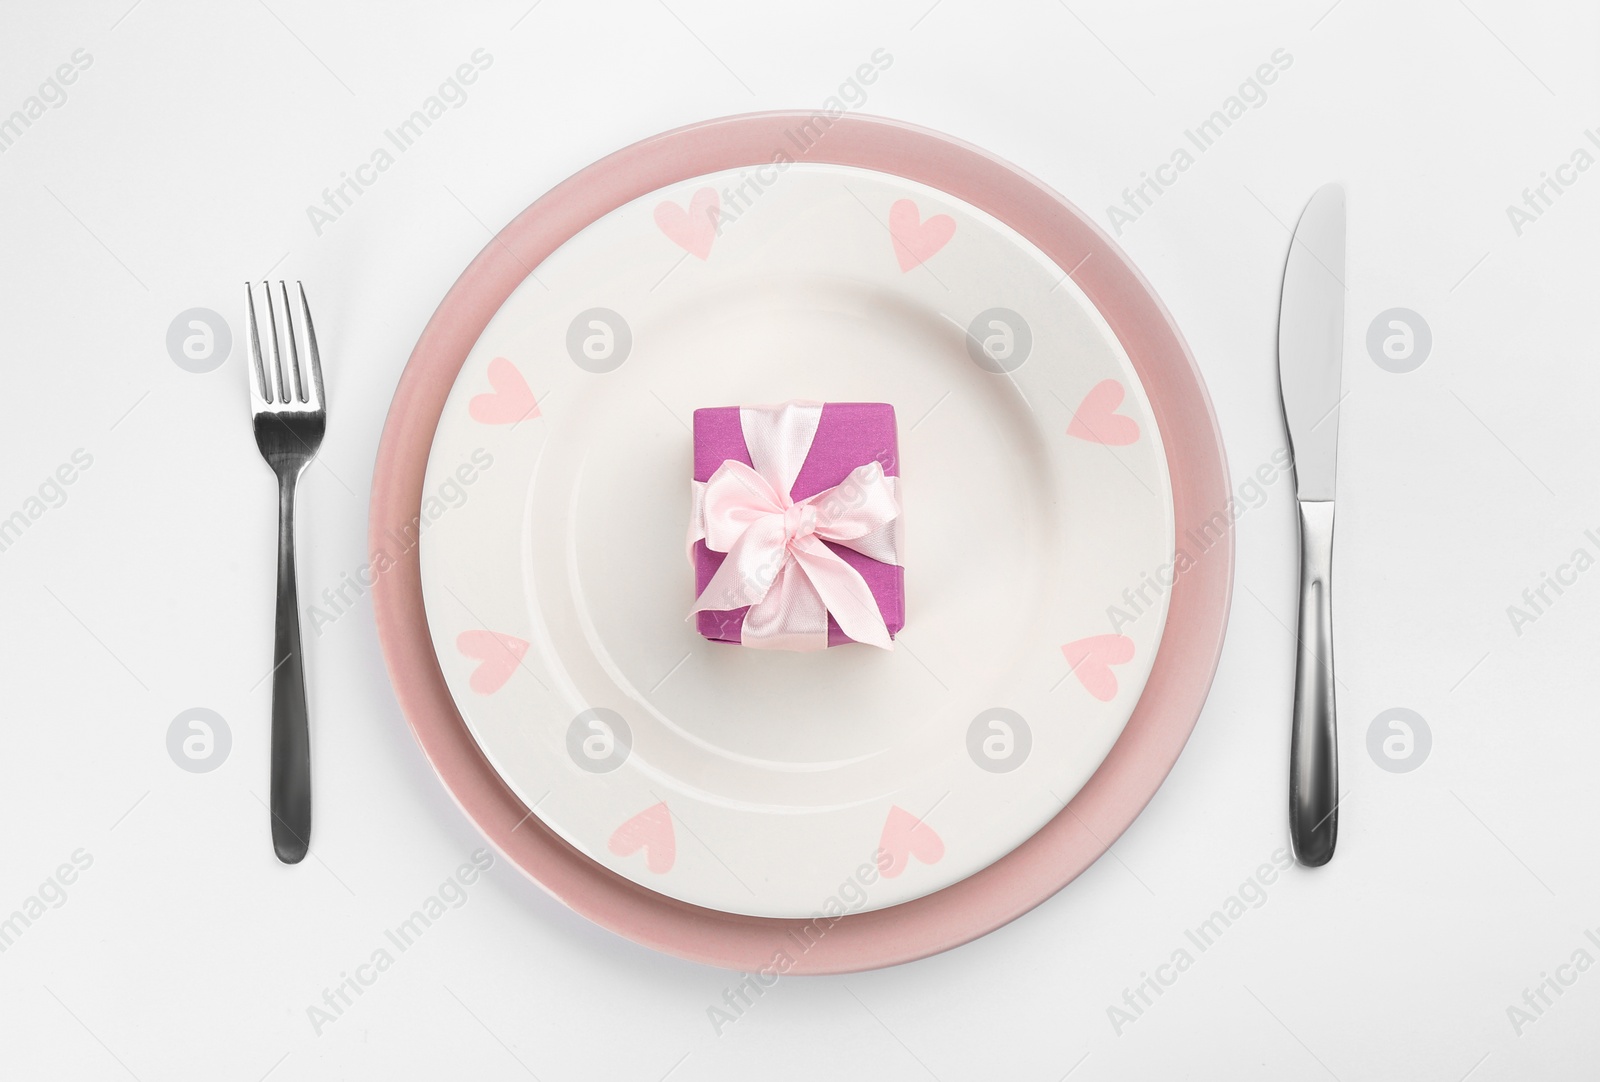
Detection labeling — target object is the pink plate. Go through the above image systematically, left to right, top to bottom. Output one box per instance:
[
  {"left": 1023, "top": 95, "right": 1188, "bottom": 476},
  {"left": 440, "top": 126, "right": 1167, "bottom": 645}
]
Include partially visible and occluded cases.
[{"left": 370, "top": 112, "right": 1232, "bottom": 973}]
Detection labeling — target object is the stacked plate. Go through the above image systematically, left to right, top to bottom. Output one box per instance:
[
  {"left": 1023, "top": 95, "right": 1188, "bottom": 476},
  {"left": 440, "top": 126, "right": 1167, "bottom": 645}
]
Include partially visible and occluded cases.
[{"left": 370, "top": 113, "right": 1231, "bottom": 972}]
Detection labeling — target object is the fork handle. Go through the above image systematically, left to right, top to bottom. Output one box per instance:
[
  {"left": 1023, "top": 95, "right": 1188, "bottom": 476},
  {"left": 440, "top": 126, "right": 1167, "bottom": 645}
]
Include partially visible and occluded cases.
[
  {"left": 270, "top": 468, "right": 312, "bottom": 864},
  {"left": 1289, "top": 499, "right": 1337, "bottom": 867}
]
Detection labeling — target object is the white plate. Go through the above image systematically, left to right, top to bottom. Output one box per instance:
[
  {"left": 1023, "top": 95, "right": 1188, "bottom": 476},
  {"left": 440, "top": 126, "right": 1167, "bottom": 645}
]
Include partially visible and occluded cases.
[{"left": 418, "top": 163, "right": 1174, "bottom": 918}]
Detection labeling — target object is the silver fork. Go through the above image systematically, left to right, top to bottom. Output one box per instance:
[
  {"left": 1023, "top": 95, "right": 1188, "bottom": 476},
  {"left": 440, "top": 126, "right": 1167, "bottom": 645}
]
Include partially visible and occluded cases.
[{"left": 245, "top": 281, "right": 326, "bottom": 865}]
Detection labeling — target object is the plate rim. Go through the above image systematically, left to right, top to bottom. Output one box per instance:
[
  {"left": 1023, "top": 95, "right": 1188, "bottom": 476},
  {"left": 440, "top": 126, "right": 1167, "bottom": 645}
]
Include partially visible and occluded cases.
[{"left": 370, "top": 110, "right": 1233, "bottom": 973}]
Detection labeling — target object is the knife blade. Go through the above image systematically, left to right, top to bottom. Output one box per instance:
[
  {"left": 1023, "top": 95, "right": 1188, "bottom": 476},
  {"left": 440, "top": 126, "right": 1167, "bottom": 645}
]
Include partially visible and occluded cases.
[
  {"left": 1277, "top": 182, "right": 1345, "bottom": 867},
  {"left": 1280, "top": 184, "right": 1345, "bottom": 501}
]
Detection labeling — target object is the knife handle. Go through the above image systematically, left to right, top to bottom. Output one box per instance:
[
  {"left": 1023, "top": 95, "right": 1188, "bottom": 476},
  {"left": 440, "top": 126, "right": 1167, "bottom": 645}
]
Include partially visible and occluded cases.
[{"left": 1289, "top": 499, "right": 1338, "bottom": 867}]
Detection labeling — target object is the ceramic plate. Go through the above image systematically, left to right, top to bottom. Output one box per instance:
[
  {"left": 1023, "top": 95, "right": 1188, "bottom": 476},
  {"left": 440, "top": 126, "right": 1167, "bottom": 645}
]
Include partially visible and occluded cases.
[
  {"left": 373, "top": 113, "right": 1231, "bottom": 969},
  {"left": 416, "top": 162, "right": 1173, "bottom": 918}
]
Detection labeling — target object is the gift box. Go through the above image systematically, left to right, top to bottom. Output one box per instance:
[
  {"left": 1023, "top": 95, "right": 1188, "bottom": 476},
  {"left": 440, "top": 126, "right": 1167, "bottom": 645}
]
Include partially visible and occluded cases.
[{"left": 688, "top": 401, "right": 904, "bottom": 651}]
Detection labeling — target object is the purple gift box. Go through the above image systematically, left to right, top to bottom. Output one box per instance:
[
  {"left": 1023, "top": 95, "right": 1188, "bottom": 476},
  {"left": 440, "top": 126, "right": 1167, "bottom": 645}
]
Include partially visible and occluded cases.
[{"left": 692, "top": 402, "right": 904, "bottom": 647}]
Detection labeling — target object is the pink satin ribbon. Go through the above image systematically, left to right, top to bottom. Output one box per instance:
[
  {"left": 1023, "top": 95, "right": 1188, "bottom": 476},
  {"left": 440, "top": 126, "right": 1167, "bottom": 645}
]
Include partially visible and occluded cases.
[{"left": 689, "top": 403, "right": 901, "bottom": 651}]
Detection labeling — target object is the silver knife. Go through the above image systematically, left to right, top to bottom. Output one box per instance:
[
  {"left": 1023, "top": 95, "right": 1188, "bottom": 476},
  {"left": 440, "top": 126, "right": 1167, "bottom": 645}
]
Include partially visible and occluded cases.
[{"left": 1277, "top": 183, "right": 1345, "bottom": 867}]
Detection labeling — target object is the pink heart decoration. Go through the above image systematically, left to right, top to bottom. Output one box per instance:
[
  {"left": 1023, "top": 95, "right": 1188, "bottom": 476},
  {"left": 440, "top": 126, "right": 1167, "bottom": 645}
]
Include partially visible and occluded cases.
[
  {"left": 654, "top": 187, "right": 720, "bottom": 260},
  {"left": 889, "top": 199, "right": 956, "bottom": 272},
  {"left": 468, "top": 357, "right": 539, "bottom": 425},
  {"left": 1066, "top": 379, "right": 1140, "bottom": 446},
  {"left": 456, "top": 630, "right": 529, "bottom": 695},
  {"left": 1061, "top": 634, "right": 1136, "bottom": 702},
  {"left": 608, "top": 802, "right": 676, "bottom": 874},
  {"left": 878, "top": 805, "right": 944, "bottom": 878}
]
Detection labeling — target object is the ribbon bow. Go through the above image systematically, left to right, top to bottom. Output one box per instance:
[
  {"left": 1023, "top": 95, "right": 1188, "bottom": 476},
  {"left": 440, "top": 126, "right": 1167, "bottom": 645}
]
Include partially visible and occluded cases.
[{"left": 689, "top": 403, "right": 901, "bottom": 651}]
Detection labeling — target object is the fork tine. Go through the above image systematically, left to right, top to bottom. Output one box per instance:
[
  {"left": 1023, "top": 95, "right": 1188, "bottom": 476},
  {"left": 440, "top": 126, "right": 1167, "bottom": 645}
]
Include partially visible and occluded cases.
[
  {"left": 263, "top": 280, "right": 287, "bottom": 404},
  {"left": 278, "top": 281, "right": 305, "bottom": 403},
  {"left": 245, "top": 282, "right": 271, "bottom": 405},
  {"left": 295, "top": 282, "right": 324, "bottom": 409}
]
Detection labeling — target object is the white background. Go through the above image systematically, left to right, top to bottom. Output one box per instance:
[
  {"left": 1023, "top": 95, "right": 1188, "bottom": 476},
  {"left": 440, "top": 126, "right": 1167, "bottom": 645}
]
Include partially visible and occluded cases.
[{"left": 1, "top": 0, "right": 1596, "bottom": 1079}]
